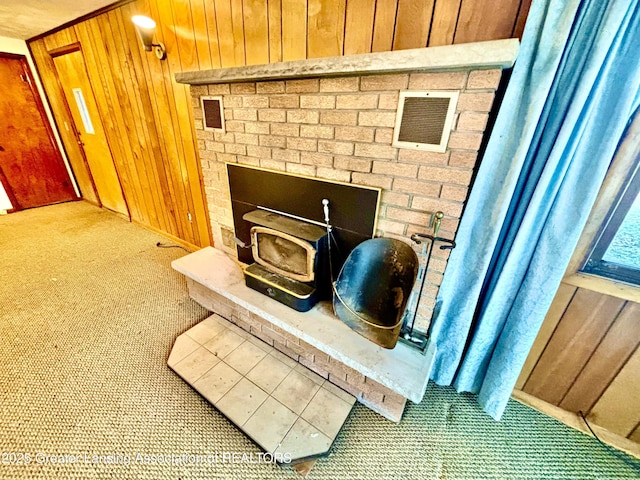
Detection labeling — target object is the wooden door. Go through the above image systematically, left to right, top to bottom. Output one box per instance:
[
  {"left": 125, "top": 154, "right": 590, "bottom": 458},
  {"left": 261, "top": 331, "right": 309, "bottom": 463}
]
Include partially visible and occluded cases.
[
  {"left": 52, "top": 49, "right": 129, "bottom": 217},
  {"left": 0, "top": 54, "right": 77, "bottom": 210}
]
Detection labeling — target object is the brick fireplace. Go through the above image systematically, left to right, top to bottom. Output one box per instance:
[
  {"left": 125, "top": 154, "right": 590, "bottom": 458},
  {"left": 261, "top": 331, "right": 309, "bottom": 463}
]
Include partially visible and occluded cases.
[{"left": 174, "top": 40, "right": 518, "bottom": 420}]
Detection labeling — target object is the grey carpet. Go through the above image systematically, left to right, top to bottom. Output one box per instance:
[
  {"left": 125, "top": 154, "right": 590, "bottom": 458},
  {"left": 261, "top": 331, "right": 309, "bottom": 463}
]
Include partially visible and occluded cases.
[{"left": 0, "top": 201, "right": 638, "bottom": 480}]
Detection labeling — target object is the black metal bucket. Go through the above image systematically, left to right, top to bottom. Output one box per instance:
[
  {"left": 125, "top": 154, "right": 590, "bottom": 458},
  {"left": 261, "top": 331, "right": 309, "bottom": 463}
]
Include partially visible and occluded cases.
[{"left": 332, "top": 238, "right": 418, "bottom": 349}]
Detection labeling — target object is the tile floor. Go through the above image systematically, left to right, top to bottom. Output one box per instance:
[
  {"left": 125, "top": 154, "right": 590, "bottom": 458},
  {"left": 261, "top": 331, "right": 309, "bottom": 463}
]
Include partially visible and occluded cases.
[{"left": 168, "top": 314, "right": 356, "bottom": 462}]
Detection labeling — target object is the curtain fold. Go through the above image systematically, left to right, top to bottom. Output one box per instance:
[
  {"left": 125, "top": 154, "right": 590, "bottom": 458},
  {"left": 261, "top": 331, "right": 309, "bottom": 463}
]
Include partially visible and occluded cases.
[{"left": 428, "top": 0, "right": 640, "bottom": 419}]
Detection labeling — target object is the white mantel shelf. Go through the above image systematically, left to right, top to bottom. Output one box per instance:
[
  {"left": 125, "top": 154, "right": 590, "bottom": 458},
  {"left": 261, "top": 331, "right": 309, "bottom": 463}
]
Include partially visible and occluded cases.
[
  {"left": 175, "top": 39, "right": 519, "bottom": 85},
  {"left": 172, "top": 247, "right": 436, "bottom": 404}
]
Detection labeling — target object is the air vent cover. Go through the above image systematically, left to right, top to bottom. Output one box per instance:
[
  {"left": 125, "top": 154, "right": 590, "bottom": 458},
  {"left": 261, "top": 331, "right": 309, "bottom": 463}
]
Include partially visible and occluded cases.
[
  {"left": 392, "top": 91, "right": 458, "bottom": 152},
  {"left": 201, "top": 95, "right": 225, "bottom": 132}
]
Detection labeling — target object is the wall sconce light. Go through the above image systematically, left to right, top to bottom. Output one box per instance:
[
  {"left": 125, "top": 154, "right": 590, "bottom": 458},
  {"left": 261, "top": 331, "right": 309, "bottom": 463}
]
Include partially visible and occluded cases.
[{"left": 132, "top": 15, "right": 166, "bottom": 60}]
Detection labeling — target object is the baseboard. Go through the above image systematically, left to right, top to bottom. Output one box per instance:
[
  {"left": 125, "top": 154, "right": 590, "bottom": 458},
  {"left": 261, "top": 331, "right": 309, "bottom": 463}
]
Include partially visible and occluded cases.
[{"left": 512, "top": 389, "right": 640, "bottom": 459}]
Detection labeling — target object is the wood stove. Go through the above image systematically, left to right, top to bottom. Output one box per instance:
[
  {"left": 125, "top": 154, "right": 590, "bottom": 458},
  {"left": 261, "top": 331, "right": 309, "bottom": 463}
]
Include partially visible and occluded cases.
[
  {"left": 227, "top": 165, "right": 380, "bottom": 304},
  {"left": 242, "top": 209, "right": 329, "bottom": 312}
]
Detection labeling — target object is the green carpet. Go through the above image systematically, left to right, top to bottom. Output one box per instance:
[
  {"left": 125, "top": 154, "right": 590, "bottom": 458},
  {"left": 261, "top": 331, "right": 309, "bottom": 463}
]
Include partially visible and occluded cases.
[{"left": 0, "top": 201, "right": 638, "bottom": 479}]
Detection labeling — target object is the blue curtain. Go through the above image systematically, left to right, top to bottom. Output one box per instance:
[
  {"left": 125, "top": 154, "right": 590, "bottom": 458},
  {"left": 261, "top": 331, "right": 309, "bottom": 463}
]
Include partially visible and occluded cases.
[{"left": 428, "top": 0, "right": 640, "bottom": 420}]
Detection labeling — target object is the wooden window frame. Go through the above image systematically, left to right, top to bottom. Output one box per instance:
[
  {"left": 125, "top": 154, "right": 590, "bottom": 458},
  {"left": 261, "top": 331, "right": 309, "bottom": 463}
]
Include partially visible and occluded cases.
[
  {"left": 564, "top": 114, "right": 640, "bottom": 302},
  {"left": 581, "top": 164, "right": 640, "bottom": 285}
]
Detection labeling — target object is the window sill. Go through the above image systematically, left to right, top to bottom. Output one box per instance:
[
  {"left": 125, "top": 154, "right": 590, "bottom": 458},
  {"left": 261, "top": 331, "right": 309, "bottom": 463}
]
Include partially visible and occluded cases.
[{"left": 563, "top": 272, "right": 640, "bottom": 303}]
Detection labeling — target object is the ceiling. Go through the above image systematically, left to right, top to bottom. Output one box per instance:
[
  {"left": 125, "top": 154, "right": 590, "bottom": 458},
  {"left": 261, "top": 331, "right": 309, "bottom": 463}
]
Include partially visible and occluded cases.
[{"left": 0, "top": 0, "right": 117, "bottom": 40}]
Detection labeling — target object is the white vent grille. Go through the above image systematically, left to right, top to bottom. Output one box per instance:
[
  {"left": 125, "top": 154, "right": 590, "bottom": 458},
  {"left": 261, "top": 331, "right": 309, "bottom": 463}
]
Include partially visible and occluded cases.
[
  {"left": 392, "top": 91, "right": 459, "bottom": 152},
  {"left": 200, "top": 95, "right": 225, "bottom": 132}
]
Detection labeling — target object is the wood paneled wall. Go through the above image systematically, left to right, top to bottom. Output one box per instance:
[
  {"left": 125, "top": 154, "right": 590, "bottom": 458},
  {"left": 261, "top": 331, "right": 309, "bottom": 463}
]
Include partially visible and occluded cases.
[
  {"left": 28, "top": 0, "right": 530, "bottom": 248},
  {"left": 517, "top": 283, "right": 640, "bottom": 442}
]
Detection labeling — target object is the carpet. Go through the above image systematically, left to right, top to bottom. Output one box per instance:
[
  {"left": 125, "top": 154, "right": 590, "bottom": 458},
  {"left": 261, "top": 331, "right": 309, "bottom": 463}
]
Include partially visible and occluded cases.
[{"left": 0, "top": 201, "right": 638, "bottom": 479}]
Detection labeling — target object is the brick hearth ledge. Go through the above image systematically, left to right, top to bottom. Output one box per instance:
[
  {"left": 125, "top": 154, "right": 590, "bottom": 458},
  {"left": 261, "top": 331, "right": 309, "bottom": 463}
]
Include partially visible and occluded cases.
[{"left": 173, "top": 247, "right": 437, "bottom": 422}]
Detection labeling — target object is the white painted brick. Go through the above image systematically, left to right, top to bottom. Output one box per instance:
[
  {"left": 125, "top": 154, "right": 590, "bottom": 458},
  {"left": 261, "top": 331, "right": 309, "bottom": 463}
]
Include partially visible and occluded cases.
[
  {"left": 467, "top": 69, "right": 502, "bottom": 89},
  {"left": 408, "top": 71, "right": 467, "bottom": 90},
  {"left": 360, "top": 74, "right": 408, "bottom": 91},
  {"left": 320, "top": 77, "right": 359, "bottom": 92},
  {"left": 285, "top": 79, "right": 320, "bottom": 93},
  {"left": 257, "top": 81, "right": 285, "bottom": 94},
  {"left": 230, "top": 82, "right": 256, "bottom": 94},
  {"left": 378, "top": 93, "right": 399, "bottom": 110},
  {"left": 335, "top": 94, "right": 378, "bottom": 109},
  {"left": 269, "top": 95, "right": 300, "bottom": 108},
  {"left": 300, "top": 95, "right": 336, "bottom": 109},
  {"left": 242, "top": 96, "right": 269, "bottom": 108},
  {"left": 233, "top": 108, "right": 258, "bottom": 121},
  {"left": 258, "top": 109, "right": 286, "bottom": 122},
  {"left": 287, "top": 110, "right": 320, "bottom": 124},
  {"left": 320, "top": 111, "right": 358, "bottom": 126},
  {"left": 358, "top": 111, "right": 396, "bottom": 128},
  {"left": 244, "top": 122, "right": 270, "bottom": 134},
  {"left": 270, "top": 123, "right": 300, "bottom": 137},
  {"left": 300, "top": 125, "right": 334, "bottom": 139},
  {"left": 334, "top": 126, "right": 375, "bottom": 142},
  {"left": 375, "top": 128, "right": 394, "bottom": 143},
  {"left": 234, "top": 132, "right": 259, "bottom": 145},
  {"left": 259, "top": 135, "right": 287, "bottom": 148},
  {"left": 286, "top": 137, "right": 318, "bottom": 151},
  {"left": 318, "top": 140, "right": 354, "bottom": 155},
  {"left": 354, "top": 143, "right": 397, "bottom": 160},
  {"left": 246, "top": 145, "right": 272, "bottom": 159},
  {"left": 272, "top": 148, "right": 301, "bottom": 162},
  {"left": 397, "top": 149, "right": 449, "bottom": 164},
  {"left": 448, "top": 151, "right": 477, "bottom": 168},
  {"left": 300, "top": 152, "right": 333, "bottom": 167},
  {"left": 333, "top": 156, "right": 371, "bottom": 173},
  {"left": 260, "top": 159, "right": 286, "bottom": 171},
  {"left": 372, "top": 161, "right": 417, "bottom": 178},
  {"left": 286, "top": 163, "right": 316, "bottom": 176},
  {"left": 419, "top": 165, "right": 472, "bottom": 185},
  {"left": 317, "top": 167, "right": 351, "bottom": 182},
  {"left": 351, "top": 172, "right": 392, "bottom": 189},
  {"left": 392, "top": 178, "right": 440, "bottom": 196},
  {"left": 381, "top": 191, "right": 410, "bottom": 207},
  {"left": 411, "top": 196, "right": 463, "bottom": 217}
]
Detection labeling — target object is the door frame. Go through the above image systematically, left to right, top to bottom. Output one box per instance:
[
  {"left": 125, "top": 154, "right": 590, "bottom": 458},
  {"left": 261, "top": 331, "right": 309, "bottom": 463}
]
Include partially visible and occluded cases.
[
  {"left": 47, "top": 43, "right": 109, "bottom": 210},
  {"left": 49, "top": 44, "right": 130, "bottom": 217},
  {"left": 0, "top": 52, "right": 79, "bottom": 211}
]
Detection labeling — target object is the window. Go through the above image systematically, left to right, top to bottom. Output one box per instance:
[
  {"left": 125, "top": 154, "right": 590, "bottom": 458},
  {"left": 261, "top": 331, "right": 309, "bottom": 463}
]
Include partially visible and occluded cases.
[{"left": 581, "top": 162, "right": 640, "bottom": 285}]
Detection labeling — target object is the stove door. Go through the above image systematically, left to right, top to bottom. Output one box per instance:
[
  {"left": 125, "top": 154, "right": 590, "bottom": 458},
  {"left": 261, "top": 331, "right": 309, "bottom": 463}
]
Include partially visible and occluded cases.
[{"left": 250, "top": 226, "right": 317, "bottom": 283}]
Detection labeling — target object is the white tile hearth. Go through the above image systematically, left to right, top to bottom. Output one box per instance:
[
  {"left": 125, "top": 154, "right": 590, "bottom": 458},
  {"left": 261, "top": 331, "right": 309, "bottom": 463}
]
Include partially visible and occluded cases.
[
  {"left": 169, "top": 313, "right": 356, "bottom": 462},
  {"left": 184, "top": 316, "right": 226, "bottom": 343},
  {"left": 203, "top": 328, "right": 245, "bottom": 358},
  {"left": 167, "top": 334, "right": 201, "bottom": 366},
  {"left": 223, "top": 341, "right": 268, "bottom": 375},
  {"left": 173, "top": 347, "right": 221, "bottom": 384},
  {"left": 246, "top": 355, "right": 292, "bottom": 394},
  {"left": 193, "top": 361, "right": 243, "bottom": 404},
  {"left": 272, "top": 370, "right": 322, "bottom": 415},
  {"left": 216, "top": 378, "right": 269, "bottom": 426},
  {"left": 300, "top": 388, "right": 354, "bottom": 439},
  {"left": 242, "top": 397, "right": 299, "bottom": 453}
]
